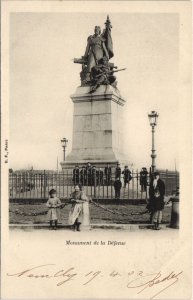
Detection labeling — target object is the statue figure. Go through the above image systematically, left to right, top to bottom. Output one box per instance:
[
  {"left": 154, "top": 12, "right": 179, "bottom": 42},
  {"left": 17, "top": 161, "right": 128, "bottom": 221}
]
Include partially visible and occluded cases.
[
  {"left": 74, "top": 15, "right": 125, "bottom": 88},
  {"left": 83, "top": 26, "right": 109, "bottom": 82},
  {"left": 90, "top": 57, "right": 116, "bottom": 93},
  {"left": 90, "top": 57, "right": 126, "bottom": 93}
]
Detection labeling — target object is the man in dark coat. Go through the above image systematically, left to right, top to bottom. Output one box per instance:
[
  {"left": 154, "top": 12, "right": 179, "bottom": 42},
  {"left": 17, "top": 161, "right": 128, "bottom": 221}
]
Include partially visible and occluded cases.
[
  {"left": 86, "top": 162, "right": 92, "bottom": 186},
  {"left": 104, "top": 163, "right": 112, "bottom": 185},
  {"left": 115, "top": 163, "right": 121, "bottom": 180},
  {"left": 73, "top": 165, "right": 80, "bottom": 185},
  {"left": 80, "top": 166, "right": 87, "bottom": 186},
  {"left": 91, "top": 166, "right": 97, "bottom": 186},
  {"left": 122, "top": 166, "right": 132, "bottom": 188},
  {"left": 139, "top": 167, "right": 148, "bottom": 192},
  {"left": 97, "top": 168, "right": 104, "bottom": 186},
  {"left": 148, "top": 171, "right": 165, "bottom": 230},
  {"left": 114, "top": 178, "right": 122, "bottom": 200}
]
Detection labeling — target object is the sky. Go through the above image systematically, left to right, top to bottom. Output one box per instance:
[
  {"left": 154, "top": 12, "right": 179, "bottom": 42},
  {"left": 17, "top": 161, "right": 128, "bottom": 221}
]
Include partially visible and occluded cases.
[{"left": 9, "top": 12, "right": 180, "bottom": 171}]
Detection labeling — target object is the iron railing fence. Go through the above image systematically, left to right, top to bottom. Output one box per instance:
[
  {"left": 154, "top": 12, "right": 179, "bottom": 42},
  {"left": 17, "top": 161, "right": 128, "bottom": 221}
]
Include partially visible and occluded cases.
[{"left": 9, "top": 169, "right": 179, "bottom": 200}]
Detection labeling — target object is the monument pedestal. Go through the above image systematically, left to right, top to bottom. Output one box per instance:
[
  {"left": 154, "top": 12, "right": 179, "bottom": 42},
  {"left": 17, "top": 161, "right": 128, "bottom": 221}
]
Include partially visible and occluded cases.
[{"left": 61, "top": 85, "right": 130, "bottom": 169}]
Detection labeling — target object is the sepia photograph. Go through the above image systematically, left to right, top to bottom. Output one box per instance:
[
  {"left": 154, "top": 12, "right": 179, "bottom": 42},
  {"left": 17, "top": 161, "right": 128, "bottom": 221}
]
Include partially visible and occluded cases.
[
  {"left": 1, "top": 1, "right": 192, "bottom": 299},
  {"left": 9, "top": 11, "right": 180, "bottom": 231}
]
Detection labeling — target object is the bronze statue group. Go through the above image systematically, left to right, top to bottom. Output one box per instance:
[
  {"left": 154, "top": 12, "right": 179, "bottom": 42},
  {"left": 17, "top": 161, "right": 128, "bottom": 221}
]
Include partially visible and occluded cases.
[
  {"left": 74, "top": 16, "right": 126, "bottom": 93},
  {"left": 46, "top": 163, "right": 166, "bottom": 231}
]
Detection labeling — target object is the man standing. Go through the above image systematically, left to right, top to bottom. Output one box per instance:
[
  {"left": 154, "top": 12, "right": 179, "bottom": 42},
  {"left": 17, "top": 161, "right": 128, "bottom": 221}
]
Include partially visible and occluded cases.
[
  {"left": 86, "top": 162, "right": 92, "bottom": 186},
  {"left": 104, "top": 163, "right": 112, "bottom": 185},
  {"left": 115, "top": 163, "right": 121, "bottom": 180},
  {"left": 73, "top": 165, "right": 80, "bottom": 185},
  {"left": 80, "top": 166, "right": 87, "bottom": 186},
  {"left": 91, "top": 166, "right": 97, "bottom": 186},
  {"left": 122, "top": 166, "right": 132, "bottom": 188},
  {"left": 139, "top": 167, "right": 148, "bottom": 192},
  {"left": 97, "top": 168, "right": 104, "bottom": 186},
  {"left": 148, "top": 172, "right": 165, "bottom": 230}
]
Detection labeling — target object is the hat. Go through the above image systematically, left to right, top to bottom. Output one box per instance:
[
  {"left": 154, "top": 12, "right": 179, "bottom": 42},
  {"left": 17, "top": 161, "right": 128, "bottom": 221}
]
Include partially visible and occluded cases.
[
  {"left": 154, "top": 171, "right": 160, "bottom": 176},
  {"left": 49, "top": 189, "right": 56, "bottom": 195}
]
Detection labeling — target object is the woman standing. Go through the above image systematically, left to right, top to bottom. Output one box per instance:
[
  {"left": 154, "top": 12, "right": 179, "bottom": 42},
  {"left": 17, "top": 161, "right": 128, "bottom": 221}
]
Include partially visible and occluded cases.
[
  {"left": 84, "top": 26, "right": 109, "bottom": 81},
  {"left": 148, "top": 172, "right": 165, "bottom": 230},
  {"left": 68, "top": 185, "right": 90, "bottom": 231}
]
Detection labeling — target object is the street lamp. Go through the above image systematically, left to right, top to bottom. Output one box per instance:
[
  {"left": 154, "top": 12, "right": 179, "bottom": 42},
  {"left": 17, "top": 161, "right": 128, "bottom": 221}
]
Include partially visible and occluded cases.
[
  {"left": 148, "top": 111, "right": 159, "bottom": 174},
  {"left": 61, "top": 138, "right": 68, "bottom": 161}
]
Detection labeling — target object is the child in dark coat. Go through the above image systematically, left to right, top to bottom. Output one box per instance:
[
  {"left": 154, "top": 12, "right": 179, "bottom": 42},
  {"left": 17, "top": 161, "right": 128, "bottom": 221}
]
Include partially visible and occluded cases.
[{"left": 114, "top": 178, "right": 122, "bottom": 199}]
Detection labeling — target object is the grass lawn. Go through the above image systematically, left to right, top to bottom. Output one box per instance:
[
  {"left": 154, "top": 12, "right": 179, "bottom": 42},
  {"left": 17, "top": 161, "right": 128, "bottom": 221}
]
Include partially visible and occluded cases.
[{"left": 9, "top": 202, "right": 171, "bottom": 225}]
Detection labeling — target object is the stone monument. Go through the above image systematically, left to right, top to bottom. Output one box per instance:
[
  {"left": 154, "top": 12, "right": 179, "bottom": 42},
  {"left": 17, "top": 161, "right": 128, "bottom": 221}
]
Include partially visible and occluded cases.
[{"left": 61, "top": 16, "right": 130, "bottom": 169}]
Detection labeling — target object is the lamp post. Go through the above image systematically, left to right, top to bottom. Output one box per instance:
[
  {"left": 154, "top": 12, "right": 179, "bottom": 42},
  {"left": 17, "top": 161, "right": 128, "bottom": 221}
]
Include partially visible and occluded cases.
[
  {"left": 148, "top": 111, "right": 159, "bottom": 174},
  {"left": 61, "top": 138, "right": 68, "bottom": 161}
]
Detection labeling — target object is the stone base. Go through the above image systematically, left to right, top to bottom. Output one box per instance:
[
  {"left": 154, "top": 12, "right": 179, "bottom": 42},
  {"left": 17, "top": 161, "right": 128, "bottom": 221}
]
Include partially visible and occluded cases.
[
  {"left": 61, "top": 85, "right": 131, "bottom": 170},
  {"left": 60, "top": 159, "right": 130, "bottom": 170}
]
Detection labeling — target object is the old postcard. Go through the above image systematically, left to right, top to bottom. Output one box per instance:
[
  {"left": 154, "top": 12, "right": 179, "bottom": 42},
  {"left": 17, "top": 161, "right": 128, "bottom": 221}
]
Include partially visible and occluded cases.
[{"left": 1, "top": 1, "right": 192, "bottom": 299}]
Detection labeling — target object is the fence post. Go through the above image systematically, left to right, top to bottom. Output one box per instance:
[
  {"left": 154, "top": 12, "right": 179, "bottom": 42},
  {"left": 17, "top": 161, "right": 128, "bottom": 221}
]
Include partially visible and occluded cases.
[
  {"left": 132, "top": 169, "right": 134, "bottom": 199},
  {"left": 165, "top": 169, "right": 168, "bottom": 195},
  {"left": 43, "top": 170, "right": 46, "bottom": 199},
  {"left": 136, "top": 170, "right": 139, "bottom": 199},
  {"left": 94, "top": 172, "right": 96, "bottom": 198},
  {"left": 40, "top": 173, "right": 43, "bottom": 198}
]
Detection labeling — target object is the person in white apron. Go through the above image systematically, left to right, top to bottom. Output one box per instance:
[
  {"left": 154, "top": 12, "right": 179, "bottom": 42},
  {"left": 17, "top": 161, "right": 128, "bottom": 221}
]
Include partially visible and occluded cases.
[{"left": 68, "top": 185, "right": 90, "bottom": 231}]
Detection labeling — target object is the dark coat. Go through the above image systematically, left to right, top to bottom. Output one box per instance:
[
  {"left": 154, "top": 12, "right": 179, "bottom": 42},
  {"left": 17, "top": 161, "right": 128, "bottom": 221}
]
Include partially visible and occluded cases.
[
  {"left": 86, "top": 166, "right": 92, "bottom": 185},
  {"left": 104, "top": 166, "right": 112, "bottom": 176},
  {"left": 115, "top": 167, "right": 121, "bottom": 179},
  {"left": 73, "top": 168, "right": 80, "bottom": 183},
  {"left": 80, "top": 169, "right": 87, "bottom": 184},
  {"left": 122, "top": 169, "right": 132, "bottom": 183},
  {"left": 97, "top": 170, "right": 104, "bottom": 184},
  {"left": 139, "top": 170, "right": 148, "bottom": 185},
  {"left": 148, "top": 178, "right": 165, "bottom": 211},
  {"left": 114, "top": 180, "right": 122, "bottom": 190}
]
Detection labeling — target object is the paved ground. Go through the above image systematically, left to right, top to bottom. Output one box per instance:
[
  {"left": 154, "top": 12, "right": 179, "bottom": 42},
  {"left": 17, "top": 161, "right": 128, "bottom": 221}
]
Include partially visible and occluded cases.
[{"left": 9, "top": 225, "right": 178, "bottom": 235}]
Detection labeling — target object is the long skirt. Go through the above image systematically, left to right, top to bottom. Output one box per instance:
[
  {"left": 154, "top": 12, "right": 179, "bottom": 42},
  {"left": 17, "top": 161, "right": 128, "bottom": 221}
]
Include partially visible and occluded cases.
[
  {"left": 81, "top": 201, "right": 90, "bottom": 229},
  {"left": 68, "top": 202, "right": 90, "bottom": 229},
  {"left": 68, "top": 203, "right": 83, "bottom": 225}
]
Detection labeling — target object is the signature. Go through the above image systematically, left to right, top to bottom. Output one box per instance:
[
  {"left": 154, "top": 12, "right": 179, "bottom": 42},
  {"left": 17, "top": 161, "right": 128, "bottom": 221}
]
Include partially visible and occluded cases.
[
  {"left": 7, "top": 264, "right": 183, "bottom": 298},
  {"left": 127, "top": 270, "right": 183, "bottom": 299}
]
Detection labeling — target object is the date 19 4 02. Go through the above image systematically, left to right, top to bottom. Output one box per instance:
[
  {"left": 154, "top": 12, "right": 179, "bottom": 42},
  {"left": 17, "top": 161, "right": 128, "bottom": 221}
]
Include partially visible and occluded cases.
[{"left": 7, "top": 264, "right": 183, "bottom": 299}]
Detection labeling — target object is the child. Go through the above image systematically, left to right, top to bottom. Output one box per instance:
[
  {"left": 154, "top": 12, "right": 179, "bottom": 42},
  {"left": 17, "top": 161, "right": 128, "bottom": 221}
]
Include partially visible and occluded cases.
[
  {"left": 114, "top": 178, "right": 122, "bottom": 200},
  {"left": 46, "top": 189, "right": 61, "bottom": 230}
]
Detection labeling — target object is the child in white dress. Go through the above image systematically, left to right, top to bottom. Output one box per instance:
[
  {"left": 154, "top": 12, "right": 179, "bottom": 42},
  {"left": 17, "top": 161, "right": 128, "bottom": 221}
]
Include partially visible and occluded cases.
[{"left": 46, "top": 189, "right": 61, "bottom": 230}]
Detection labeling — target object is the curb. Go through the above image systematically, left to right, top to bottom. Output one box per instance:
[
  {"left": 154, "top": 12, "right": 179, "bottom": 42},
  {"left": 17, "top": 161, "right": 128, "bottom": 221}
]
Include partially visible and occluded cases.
[{"left": 9, "top": 223, "right": 171, "bottom": 231}]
